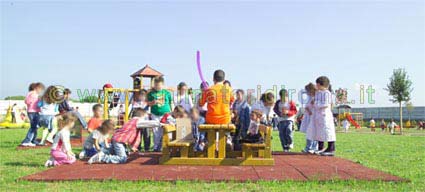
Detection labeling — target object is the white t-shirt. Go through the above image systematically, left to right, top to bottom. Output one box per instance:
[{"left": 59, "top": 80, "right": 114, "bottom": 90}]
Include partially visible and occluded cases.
[
  {"left": 174, "top": 94, "right": 193, "bottom": 112},
  {"left": 248, "top": 121, "right": 259, "bottom": 135},
  {"left": 51, "top": 129, "right": 72, "bottom": 152},
  {"left": 83, "top": 130, "right": 109, "bottom": 149}
]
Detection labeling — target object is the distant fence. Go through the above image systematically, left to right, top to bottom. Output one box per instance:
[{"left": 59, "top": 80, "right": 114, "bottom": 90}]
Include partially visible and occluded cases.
[{"left": 333, "top": 106, "right": 425, "bottom": 121}]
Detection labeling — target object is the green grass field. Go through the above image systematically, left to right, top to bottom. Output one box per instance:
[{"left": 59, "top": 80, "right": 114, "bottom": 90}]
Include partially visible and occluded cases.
[{"left": 1, "top": 128, "right": 424, "bottom": 192}]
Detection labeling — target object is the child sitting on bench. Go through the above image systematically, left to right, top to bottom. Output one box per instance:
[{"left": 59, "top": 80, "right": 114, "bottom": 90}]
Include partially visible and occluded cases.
[
  {"left": 199, "top": 69, "right": 234, "bottom": 124},
  {"left": 190, "top": 107, "right": 206, "bottom": 151},
  {"left": 242, "top": 110, "right": 264, "bottom": 143}
]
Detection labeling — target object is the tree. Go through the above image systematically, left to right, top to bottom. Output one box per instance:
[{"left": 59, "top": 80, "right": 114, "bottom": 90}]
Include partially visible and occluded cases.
[
  {"left": 385, "top": 68, "right": 413, "bottom": 134},
  {"left": 4, "top": 96, "right": 25, "bottom": 100},
  {"left": 81, "top": 96, "right": 98, "bottom": 103},
  {"left": 406, "top": 102, "right": 414, "bottom": 121}
]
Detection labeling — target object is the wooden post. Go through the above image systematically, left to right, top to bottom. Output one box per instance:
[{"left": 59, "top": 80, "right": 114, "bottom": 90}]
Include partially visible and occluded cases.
[
  {"left": 103, "top": 89, "right": 109, "bottom": 120},
  {"left": 124, "top": 90, "right": 129, "bottom": 123},
  {"left": 207, "top": 130, "right": 216, "bottom": 158},
  {"left": 218, "top": 130, "right": 226, "bottom": 158}
]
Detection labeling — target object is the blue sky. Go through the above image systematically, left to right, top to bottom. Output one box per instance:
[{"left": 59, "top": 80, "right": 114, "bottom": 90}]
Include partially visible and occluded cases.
[{"left": 1, "top": 1, "right": 424, "bottom": 107}]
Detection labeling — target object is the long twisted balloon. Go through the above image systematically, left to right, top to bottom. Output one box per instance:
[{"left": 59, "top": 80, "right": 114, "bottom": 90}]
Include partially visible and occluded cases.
[{"left": 196, "top": 50, "right": 208, "bottom": 90}]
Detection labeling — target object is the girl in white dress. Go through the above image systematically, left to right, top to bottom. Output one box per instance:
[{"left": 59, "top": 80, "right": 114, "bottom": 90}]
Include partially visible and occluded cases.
[
  {"left": 312, "top": 76, "right": 336, "bottom": 156},
  {"left": 300, "top": 83, "right": 318, "bottom": 153}
]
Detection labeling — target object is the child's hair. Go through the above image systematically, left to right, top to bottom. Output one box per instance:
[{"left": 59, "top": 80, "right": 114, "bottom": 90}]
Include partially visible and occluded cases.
[
  {"left": 213, "top": 70, "right": 225, "bottom": 82},
  {"left": 153, "top": 76, "right": 165, "bottom": 84},
  {"left": 316, "top": 76, "right": 330, "bottom": 88},
  {"left": 224, "top": 80, "right": 231, "bottom": 87},
  {"left": 29, "top": 82, "right": 45, "bottom": 91},
  {"left": 177, "top": 82, "right": 187, "bottom": 90},
  {"left": 200, "top": 82, "right": 209, "bottom": 89},
  {"left": 305, "top": 83, "right": 316, "bottom": 95},
  {"left": 328, "top": 84, "right": 333, "bottom": 92},
  {"left": 64, "top": 88, "right": 72, "bottom": 95},
  {"left": 139, "top": 89, "right": 147, "bottom": 96},
  {"left": 236, "top": 89, "right": 244, "bottom": 95},
  {"left": 279, "top": 89, "right": 287, "bottom": 98},
  {"left": 260, "top": 92, "right": 275, "bottom": 105},
  {"left": 92, "top": 104, "right": 102, "bottom": 112},
  {"left": 173, "top": 105, "right": 186, "bottom": 117},
  {"left": 190, "top": 107, "right": 200, "bottom": 115},
  {"left": 132, "top": 108, "right": 146, "bottom": 117},
  {"left": 251, "top": 110, "right": 263, "bottom": 118},
  {"left": 57, "top": 112, "right": 78, "bottom": 129},
  {"left": 98, "top": 119, "right": 115, "bottom": 134}
]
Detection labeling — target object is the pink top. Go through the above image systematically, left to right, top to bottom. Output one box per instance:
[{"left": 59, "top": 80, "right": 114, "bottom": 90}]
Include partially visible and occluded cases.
[{"left": 25, "top": 91, "right": 40, "bottom": 113}]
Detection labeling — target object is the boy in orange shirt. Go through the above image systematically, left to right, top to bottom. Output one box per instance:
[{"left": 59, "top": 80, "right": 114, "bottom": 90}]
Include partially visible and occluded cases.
[
  {"left": 199, "top": 69, "right": 234, "bottom": 124},
  {"left": 87, "top": 104, "right": 103, "bottom": 132}
]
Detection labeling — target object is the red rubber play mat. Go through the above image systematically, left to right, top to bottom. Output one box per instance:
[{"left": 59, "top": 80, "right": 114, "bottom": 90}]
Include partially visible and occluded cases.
[{"left": 21, "top": 152, "right": 406, "bottom": 182}]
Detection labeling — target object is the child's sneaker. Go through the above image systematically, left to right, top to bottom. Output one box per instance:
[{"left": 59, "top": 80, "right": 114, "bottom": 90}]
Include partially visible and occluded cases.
[
  {"left": 46, "top": 138, "right": 54, "bottom": 144},
  {"left": 21, "top": 142, "right": 36, "bottom": 147},
  {"left": 37, "top": 142, "right": 46, "bottom": 146},
  {"left": 78, "top": 151, "right": 86, "bottom": 159},
  {"left": 88, "top": 151, "right": 104, "bottom": 164},
  {"left": 320, "top": 151, "right": 335, "bottom": 156},
  {"left": 44, "top": 158, "right": 54, "bottom": 167}
]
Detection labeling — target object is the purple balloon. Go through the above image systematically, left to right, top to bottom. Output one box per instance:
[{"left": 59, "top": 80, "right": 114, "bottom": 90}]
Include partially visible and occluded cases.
[{"left": 196, "top": 51, "right": 208, "bottom": 90}]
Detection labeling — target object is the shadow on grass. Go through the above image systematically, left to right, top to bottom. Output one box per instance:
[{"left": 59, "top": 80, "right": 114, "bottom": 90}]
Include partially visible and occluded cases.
[{"left": 4, "top": 162, "right": 41, "bottom": 167}]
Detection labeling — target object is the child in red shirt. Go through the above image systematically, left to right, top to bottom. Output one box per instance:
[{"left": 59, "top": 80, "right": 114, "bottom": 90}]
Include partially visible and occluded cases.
[{"left": 87, "top": 104, "right": 103, "bottom": 132}]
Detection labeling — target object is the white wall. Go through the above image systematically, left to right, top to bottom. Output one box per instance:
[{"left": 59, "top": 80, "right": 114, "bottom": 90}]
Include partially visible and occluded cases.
[{"left": 0, "top": 100, "right": 110, "bottom": 117}]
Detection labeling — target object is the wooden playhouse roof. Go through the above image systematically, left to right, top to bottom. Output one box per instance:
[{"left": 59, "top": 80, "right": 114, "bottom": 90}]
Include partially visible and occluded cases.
[{"left": 130, "top": 64, "right": 163, "bottom": 78}]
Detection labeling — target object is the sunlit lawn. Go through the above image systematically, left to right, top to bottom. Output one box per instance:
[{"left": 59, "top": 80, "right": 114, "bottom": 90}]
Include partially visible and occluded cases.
[{"left": 0, "top": 128, "right": 424, "bottom": 191}]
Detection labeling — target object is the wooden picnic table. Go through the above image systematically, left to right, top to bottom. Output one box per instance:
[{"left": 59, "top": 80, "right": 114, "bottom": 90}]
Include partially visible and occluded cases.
[{"left": 198, "top": 124, "right": 236, "bottom": 159}]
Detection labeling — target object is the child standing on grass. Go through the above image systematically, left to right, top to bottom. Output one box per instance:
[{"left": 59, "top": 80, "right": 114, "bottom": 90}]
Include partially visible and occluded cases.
[
  {"left": 148, "top": 76, "right": 173, "bottom": 152},
  {"left": 312, "top": 76, "right": 336, "bottom": 156},
  {"left": 21, "top": 82, "right": 45, "bottom": 147},
  {"left": 174, "top": 82, "right": 193, "bottom": 113},
  {"left": 300, "top": 83, "right": 318, "bottom": 154},
  {"left": 38, "top": 86, "right": 60, "bottom": 145},
  {"left": 130, "top": 89, "right": 150, "bottom": 152},
  {"left": 232, "top": 89, "right": 251, "bottom": 142},
  {"left": 274, "top": 89, "right": 297, "bottom": 152},
  {"left": 87, "top": 104, "right": 104, "bottom": 132},
  {"left": 88, "top": 108, "right": 146, "bottom": 164},
  {"left": 44, "top": 112, "right": 78, "bottom": 167},
  {"left": 342, "top": 119, "right": 350, "bottom": 133},
  {"left": 380, "top": 119, "right": 386, "bottom": 132},
  {"left": 388, "top": 119, "right": 397, "bottom": 135},
  {"left": 79, "top": 120, "right": 115, "bottom": 159}
]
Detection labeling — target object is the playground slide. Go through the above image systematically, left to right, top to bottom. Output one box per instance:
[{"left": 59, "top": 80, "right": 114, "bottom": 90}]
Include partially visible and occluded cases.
[{"left": 346, "top": 114, "right": 360, "bottom": 129}]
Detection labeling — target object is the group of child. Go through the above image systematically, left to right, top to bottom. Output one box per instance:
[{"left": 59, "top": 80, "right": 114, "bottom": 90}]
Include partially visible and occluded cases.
[{"left": 21, "top": 70, "right": 338, "bottom": 167}]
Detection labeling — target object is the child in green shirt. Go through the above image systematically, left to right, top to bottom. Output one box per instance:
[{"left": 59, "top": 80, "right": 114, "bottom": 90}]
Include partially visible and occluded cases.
[{"left": 147, "top": 76, "right": 173, "bottom": 152}]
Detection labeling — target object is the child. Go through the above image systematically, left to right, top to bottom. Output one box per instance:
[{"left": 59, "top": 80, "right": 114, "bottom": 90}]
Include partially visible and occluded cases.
[
  {"left": 199, "top": 70, "right": 234, "bottom": 124},
  {"left": 148, "top": 76, "right": 173, "bottom": 152},
  {"left": 312, "top": 76, "right": 336, "bottom": 156},
  {"left": 21, "top": 82, "right": 45, "bottom": 147},
  {"left": 174, "top": 82, "right": 193, "bottom": 113},
  {"left": 194, "top": 82, "right": 209, "bottom": 117},
  {"left": 300, "top": 83, "right": 318, "bottom": 154},
  {"left": 38, "top": 86, "right": 60, "bottom": 145},
  {"left": 58, "top": 88, "right": 88, "bottom": 129},
  {"left": 130, "top": 89, "right": 150, "bottom": 152},
  {"left": 232, "top": 89, "right": 251, "bottom": 142},
  {"left": 273, "top": 89, "right": 297, "bottom": 152},
  {"left": 251, "top": 92, "right": 276, "bottom": 125},
  {"left": 11, "top": 103, "right": 17, "bottom": 123},
  {"left": 87, "top": 104, "right": 104, "bottom": 132},
  {"left": 118, "top": 104, "right": 125, "bottom": 126},
  {"left": 161, "top": 105, "right": 187, "bottom": 125},
  {"left": 190, "top": 107, "right": 206, "bottom": 151},
  {"left": 88, "top": 108, "right": 146, "bottom": 164},
  {"left": 242, "top": 110, "right": 263, "bottom": 143},
  {"left": 44, "top": 112, "right": 78, "bottom": 167},
  {"left": 370, "top": 118, "right": 376, "bottom": 132},
  {"left": 342, "top": 119, "right": 350, "bottom": 133},
  {"left": 380, "top": 119, "right": 386, "bottom": 132},
  {"left": 388, "top": 119, "right": 397, "bottom": 135},
  {"left": 79, "top": 120, "right": 115, "bottom": 159}
]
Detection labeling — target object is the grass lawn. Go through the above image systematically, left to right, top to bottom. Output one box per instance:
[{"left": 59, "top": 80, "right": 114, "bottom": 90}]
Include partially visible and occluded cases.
[{"left": 0, "top": 128, "right": 424, "bottom": 191}]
